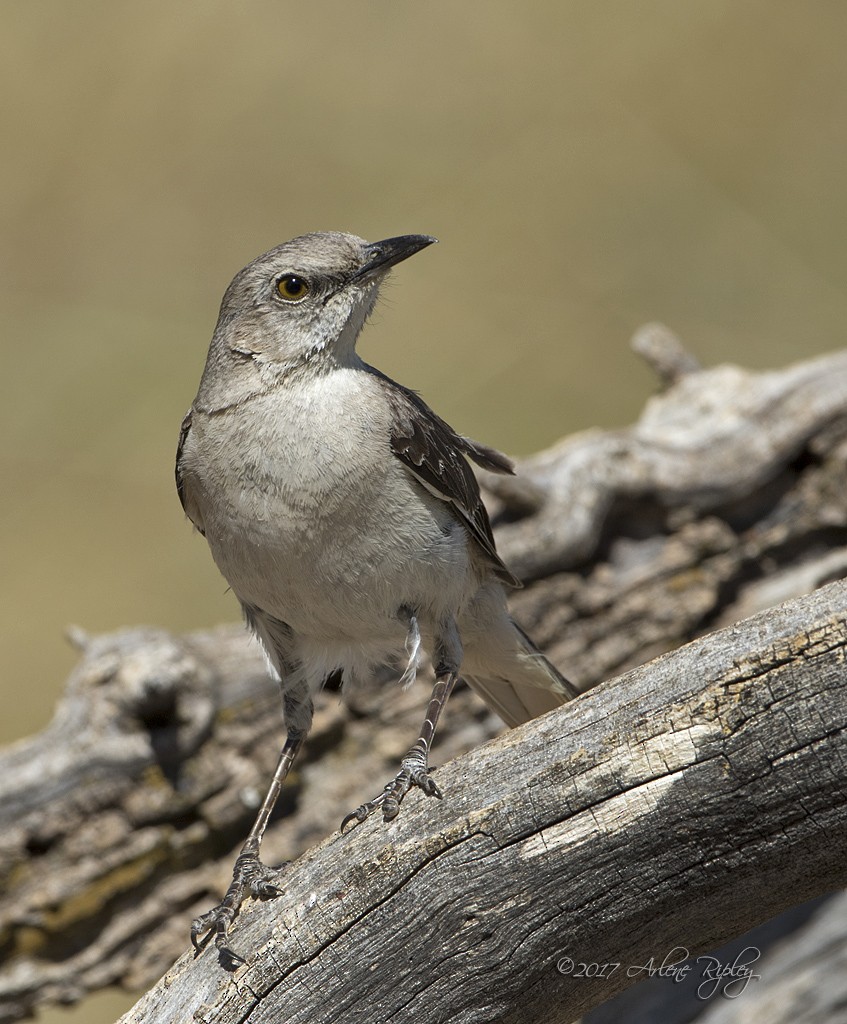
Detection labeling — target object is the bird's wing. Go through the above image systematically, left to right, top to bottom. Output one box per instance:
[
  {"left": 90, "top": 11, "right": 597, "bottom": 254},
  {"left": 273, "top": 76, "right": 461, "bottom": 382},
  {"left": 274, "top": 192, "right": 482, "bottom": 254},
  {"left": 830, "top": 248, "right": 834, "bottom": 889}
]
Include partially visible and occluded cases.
[
  {"left": 379, "top": 373, "right": 521, "bottom": 589},
  {"left": 175, "top": 408, "right": 206, "bottom": 536}
]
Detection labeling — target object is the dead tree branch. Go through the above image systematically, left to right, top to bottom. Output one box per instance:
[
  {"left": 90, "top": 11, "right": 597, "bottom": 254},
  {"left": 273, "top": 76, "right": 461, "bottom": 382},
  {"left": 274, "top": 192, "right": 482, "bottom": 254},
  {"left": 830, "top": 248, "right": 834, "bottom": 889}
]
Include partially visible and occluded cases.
[
  {"left": 1, "top": 329, "right": 846, "bottom": 1022},
  {"left": 119, "top": 581, "right": 847, "bottom": 1024}
]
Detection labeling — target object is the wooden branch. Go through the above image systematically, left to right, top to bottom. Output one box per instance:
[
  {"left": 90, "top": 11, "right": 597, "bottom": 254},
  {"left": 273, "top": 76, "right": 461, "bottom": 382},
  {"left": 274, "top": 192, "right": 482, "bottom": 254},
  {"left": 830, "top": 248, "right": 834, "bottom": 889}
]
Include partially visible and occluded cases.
[
  {"left": 485, "top": 329, "right": 847, "bottom": 579},
  {"left": 491, "top": 330, "right": 847, "bottom": 689},
  {"left": 1, "top": 333, "right": 847, "bottom": 1022},
  {"left": 118, "top": 581, "right": 847, "bottom": 1023},
  {"left": 0, "top": 633, "right": 504, "bottom": 1024}
]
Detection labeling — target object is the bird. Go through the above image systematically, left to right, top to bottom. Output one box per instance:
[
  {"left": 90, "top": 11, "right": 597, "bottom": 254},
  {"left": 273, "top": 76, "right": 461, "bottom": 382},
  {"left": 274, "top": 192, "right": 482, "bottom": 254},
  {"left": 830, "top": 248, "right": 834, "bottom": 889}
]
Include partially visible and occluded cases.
[{"left": 176, "top": 231, "right": 577, "bottom": 960}]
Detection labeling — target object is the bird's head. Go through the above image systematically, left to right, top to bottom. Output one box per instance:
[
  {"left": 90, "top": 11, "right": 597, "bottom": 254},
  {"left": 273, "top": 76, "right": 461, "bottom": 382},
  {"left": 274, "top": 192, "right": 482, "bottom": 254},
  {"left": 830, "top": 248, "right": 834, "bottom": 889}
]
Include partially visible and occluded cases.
[{"left": 210, "top": 232, "right": 436, "bottom": 377}]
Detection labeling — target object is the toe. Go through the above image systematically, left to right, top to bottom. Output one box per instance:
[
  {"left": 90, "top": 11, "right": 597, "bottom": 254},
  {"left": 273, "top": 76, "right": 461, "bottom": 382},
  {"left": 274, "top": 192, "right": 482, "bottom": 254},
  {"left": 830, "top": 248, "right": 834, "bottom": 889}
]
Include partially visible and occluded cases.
[{"left": 417, "top": 774, "right": 442, "bottom": 798}]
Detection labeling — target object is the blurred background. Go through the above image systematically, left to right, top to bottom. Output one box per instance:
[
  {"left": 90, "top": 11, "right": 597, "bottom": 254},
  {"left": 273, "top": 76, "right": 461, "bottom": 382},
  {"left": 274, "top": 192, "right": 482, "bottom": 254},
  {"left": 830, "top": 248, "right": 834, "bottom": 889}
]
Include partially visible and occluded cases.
[{"left": 3, "top": 2, "right": 847, "bottom": 1020}]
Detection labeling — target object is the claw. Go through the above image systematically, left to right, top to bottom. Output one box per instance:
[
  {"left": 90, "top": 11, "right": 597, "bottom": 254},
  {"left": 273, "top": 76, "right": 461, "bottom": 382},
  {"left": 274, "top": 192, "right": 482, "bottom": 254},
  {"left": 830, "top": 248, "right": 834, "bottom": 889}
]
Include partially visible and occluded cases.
[
  {"left": 341, "top": 760, "right": 442, "bottom": 831},
  {"left": 191, "top": 850, "right": 287, "bottom": 965}
]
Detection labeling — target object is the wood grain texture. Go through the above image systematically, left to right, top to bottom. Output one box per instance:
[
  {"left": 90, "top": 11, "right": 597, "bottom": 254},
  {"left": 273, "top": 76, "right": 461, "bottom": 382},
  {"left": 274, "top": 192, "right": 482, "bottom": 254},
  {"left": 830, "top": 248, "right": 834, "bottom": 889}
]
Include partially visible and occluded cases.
[{"left": 119, "top": 582, "right": 847, "bottom": 1024}]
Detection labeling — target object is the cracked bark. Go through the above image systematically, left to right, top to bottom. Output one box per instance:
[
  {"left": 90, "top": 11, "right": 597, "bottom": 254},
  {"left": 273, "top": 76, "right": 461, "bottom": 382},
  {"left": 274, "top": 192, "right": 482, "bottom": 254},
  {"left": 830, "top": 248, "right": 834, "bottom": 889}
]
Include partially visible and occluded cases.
[
  {"left": 1, "top": 329, "right": 846, "bottom": 1024},
  {"left": 119, "top": 583, "right": 846, "bottom": 1024}
]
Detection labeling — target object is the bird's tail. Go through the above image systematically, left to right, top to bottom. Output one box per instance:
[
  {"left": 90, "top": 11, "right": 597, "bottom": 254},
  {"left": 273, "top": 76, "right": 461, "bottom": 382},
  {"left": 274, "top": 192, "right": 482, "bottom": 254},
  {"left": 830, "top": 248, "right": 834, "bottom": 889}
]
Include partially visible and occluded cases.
[{"left": 463, "top": 619, "right": 578, "bottom": 728}]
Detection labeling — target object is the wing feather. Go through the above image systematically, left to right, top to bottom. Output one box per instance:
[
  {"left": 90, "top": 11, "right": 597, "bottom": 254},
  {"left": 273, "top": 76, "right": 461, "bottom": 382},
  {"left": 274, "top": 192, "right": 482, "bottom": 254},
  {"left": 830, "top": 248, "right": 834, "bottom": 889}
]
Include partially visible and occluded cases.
[{"left": 376, "top": 372, "right": 521, "bottom": 588}]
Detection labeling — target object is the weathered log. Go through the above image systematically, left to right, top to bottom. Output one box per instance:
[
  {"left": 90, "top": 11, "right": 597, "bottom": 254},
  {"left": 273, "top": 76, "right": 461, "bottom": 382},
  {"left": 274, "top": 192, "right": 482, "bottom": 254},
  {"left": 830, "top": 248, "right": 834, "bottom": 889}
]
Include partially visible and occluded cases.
[
  {"left": 495, "top": 330, "right": 847, "bottom": 689},
  {"left": 0, "top": 331, "right": 845, "bottom": 1022},
  {"left": 117, "top": 581, "right": 847, "bottom": 1024},
  {"left": 0, "top": 624, "right": 507, "bottom": 1017}
]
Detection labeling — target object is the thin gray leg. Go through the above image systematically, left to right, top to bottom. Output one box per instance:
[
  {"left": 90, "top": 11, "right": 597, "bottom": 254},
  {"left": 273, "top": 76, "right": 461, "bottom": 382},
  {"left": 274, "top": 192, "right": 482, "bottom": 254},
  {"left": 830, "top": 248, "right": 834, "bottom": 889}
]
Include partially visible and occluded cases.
[
  {"left": 342, "top": 617, "right": 462, "bottom": 828},
  {"left": 191, "top": 673, "right": 313, "bottom": 964},
  {"left": 190, "top": 728, "right": 305, "bottom": 963}
]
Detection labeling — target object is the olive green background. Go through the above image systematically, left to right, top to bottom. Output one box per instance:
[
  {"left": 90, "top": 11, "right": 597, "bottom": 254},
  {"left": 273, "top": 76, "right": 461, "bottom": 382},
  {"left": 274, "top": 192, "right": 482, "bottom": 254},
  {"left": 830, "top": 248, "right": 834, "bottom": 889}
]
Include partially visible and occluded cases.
[{"left": 3, "top": 3, "right": 847, "bottom": 1021}]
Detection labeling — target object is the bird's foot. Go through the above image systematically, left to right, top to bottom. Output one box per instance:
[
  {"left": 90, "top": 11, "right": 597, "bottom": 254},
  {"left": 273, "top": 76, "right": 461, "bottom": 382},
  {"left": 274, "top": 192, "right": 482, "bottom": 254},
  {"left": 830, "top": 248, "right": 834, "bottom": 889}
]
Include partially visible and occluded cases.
[
  {"left": 341, "top": 751, "right": 441, "bottom": 829},
  {"left": 191, "top": 842, "right": 287, "bottom": 966}
]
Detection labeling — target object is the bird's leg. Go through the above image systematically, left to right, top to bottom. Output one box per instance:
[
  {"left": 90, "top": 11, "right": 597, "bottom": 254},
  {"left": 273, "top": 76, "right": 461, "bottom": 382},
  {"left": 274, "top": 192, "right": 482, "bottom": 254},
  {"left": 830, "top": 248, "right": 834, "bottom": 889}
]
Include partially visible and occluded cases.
[
  {"left": 342, "top": 617, "right": 461, "bottom": 828},
  {"left": 341, "top": 674, "right": 457, "bottom": 827},
  {"left": 191, "top": 728, "right": 304, "bottom": 964}
]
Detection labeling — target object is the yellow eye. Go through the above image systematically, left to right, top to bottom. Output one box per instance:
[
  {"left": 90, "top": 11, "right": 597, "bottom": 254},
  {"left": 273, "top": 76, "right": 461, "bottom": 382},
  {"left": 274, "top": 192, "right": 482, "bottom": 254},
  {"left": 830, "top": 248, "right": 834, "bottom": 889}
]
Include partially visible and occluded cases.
[{"left": 277, "top": 274, "right": 310, "bottom": 302}]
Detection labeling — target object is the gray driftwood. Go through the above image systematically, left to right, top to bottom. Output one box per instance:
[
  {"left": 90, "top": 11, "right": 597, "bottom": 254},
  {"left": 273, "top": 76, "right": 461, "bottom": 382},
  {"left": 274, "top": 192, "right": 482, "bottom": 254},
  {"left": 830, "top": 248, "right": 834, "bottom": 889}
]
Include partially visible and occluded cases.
[
  {"left": 0, "top": 329, "right": 846, "bottom": 1023},
  {"left": 119, "top": 581, "right": 847, "bottom": 1024}
]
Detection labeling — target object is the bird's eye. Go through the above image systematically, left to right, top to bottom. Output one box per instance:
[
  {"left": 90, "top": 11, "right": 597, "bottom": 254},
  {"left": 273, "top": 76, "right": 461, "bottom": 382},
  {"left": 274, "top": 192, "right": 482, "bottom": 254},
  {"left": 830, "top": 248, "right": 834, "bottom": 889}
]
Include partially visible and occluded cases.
[{"left": 277, "top": 274, "right": 310, "bottom": 302}]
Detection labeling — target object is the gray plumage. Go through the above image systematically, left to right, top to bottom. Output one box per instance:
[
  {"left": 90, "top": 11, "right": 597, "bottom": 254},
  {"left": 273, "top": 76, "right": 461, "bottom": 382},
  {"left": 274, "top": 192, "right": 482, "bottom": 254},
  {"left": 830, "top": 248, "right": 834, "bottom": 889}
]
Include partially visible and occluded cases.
[{"left": 177, "top": 231, "right": 576, "bottom": 959}]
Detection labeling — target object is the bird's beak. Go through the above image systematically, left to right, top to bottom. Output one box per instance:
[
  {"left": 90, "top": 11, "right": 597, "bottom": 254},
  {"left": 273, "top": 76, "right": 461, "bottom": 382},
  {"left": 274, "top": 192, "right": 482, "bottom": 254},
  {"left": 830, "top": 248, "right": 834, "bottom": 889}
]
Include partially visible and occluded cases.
[{"left": 353, "top": 235, "right": 437, "bottom": 281}]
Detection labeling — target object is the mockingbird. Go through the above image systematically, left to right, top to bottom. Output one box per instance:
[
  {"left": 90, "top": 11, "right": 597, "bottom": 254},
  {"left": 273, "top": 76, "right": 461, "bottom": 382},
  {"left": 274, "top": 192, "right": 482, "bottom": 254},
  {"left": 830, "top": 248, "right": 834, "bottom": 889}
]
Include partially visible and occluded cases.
[{"left": 177, "top": 232, "right": 577, "bottom": 959}]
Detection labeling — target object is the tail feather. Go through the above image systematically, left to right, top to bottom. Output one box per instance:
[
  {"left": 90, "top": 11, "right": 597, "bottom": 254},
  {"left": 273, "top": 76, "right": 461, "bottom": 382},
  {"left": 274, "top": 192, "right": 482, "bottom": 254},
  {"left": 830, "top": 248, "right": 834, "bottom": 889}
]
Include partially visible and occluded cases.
[{"left": 464, "top": 620, "right": 578, "bottom": 728}]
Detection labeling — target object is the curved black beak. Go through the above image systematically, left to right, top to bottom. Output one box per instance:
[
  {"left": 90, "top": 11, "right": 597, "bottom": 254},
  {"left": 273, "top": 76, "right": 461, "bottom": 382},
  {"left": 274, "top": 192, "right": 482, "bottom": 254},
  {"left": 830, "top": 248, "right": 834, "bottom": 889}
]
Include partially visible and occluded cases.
[{"left": 353, "top": 234, "right": 437, "bottom": 280}]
